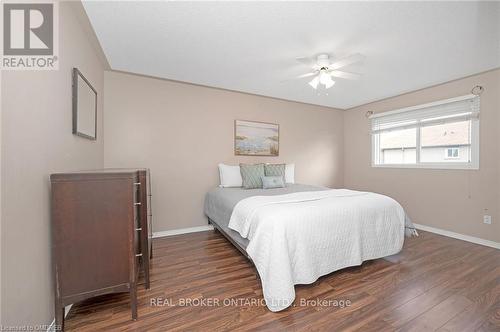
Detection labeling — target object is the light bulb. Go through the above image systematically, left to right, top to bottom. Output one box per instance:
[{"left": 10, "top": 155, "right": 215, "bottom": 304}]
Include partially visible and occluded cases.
[
  {"left": 319, "top": 71, "right": 330, "bottom": 85},
  {"left": 319, "top": 71, "right": 335, "bottom": 89},
  {"left": 308, "top": 76, "right": 319, "bottom": 89},
  {"left": 324, "top": 79, "right": 335, "bottom": 89}
]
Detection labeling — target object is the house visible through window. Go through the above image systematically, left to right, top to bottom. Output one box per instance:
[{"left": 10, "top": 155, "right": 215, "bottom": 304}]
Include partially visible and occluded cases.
[
  {"left": 371, "top": 95, "right": 479, "bottom": 169},
  {"left": 445, "top": 147, "right": 460, "bottom": 159}
]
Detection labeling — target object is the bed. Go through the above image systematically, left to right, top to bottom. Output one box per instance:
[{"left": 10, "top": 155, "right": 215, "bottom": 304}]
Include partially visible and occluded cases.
[
  {"left": 204, "top": 183, "right": 415, "bottom": 312},
  {"left": 204, "top": 184, "right": 325, "bottom": 253}
]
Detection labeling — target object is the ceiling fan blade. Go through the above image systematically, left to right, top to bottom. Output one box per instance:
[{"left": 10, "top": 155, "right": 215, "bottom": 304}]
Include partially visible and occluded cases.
[
  {"left": 329, "top": 53, "right": 365, "bottom": 70},
  {"left": 295, "top": 56, "right": 314, "bottom": 66},
  {"left": 328, "top": 70, "right": 361, "bottom": 80},
  {"left": 280, "top": 72, "right": 316, "bottom": 83},
  {"left": 295, "top": 72, "right": 317, "bottom": 79}
]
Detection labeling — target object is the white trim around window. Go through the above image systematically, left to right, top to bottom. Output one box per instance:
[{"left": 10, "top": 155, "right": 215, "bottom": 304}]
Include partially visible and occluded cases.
[{"left": 370, "top": 94, "right": 480, "bottom": 170}]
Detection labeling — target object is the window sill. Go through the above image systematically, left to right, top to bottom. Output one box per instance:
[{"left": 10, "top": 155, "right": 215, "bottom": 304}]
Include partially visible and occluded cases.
[{"left": 371, "top": 163, "right": 479, "bottom": 170}]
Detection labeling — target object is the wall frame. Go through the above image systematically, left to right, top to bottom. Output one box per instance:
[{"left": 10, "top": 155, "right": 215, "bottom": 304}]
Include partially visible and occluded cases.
[{"left": 72, "top": 68, "right": 97, "bottom": 140}]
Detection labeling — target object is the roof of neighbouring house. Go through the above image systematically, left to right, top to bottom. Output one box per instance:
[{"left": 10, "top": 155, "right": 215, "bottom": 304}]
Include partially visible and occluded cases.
[{"left": 380, "top": 121, "right": 470, "bottom": 149}]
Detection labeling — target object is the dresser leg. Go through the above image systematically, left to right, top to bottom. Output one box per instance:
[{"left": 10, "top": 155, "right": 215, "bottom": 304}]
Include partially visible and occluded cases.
[
  {"left": 130, "top": 285, "right": 138, "bottom": 320},
  {"left": 55, "top": 304, "right": 65, "bottom": 331}
]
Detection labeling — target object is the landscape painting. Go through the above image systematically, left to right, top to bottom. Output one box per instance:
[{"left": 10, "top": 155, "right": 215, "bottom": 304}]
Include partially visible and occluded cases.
[{"left": 235, "top": 120, "right": 279, "bottom": 156}]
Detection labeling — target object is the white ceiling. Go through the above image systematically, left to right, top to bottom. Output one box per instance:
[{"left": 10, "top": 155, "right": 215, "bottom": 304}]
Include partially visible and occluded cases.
[{"left": 83, "top": 1, "right": 500, "bottom": 109}]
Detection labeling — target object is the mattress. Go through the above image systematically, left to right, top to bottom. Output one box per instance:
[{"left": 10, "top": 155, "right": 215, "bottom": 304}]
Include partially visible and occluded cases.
[{"left": 203, "top": 184, "right": 326, "bottom": 250}]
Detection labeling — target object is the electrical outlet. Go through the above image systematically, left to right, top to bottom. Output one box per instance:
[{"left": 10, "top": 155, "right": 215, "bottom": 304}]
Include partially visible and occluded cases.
[{"left": 483, "top": 215, "right": 492, "bottom": 224}]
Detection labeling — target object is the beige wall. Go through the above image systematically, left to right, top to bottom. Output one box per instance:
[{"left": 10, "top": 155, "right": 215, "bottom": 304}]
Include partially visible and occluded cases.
[
  {"left": 1, "top": 2, "right": 106, "bottom": 326},
  {"left": 344, "top": 69, "right": 500, "bottom": 242},
  {"left": 104, "top": 71, "right": 344, "bottom": 232}
]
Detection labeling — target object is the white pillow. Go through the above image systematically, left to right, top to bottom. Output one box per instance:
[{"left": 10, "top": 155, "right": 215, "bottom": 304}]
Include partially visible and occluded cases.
[
  {"left": 285, "top": 163, "right": 295, "bottom": 184},
  {"left": 218, "top": 164, "right": 242, "bottom": 187}
]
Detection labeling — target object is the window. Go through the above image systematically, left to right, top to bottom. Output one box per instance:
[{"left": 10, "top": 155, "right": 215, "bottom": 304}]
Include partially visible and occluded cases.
[
  {"left": 371, "top": 95, "right": 479, "bottom": 169},
  {"left": 445, "top": 147, "right": 460, "bottom": 159}
]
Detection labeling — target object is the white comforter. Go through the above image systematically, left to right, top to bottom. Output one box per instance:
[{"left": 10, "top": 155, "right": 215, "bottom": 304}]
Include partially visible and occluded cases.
[{"left": 228, "top": 189, "right": 406, "bottom": 312}]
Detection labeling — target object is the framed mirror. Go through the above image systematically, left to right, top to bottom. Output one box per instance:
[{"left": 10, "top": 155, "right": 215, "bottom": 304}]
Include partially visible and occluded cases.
[{"left": 72, "top": 68, "right": 97, "bottom": 140}]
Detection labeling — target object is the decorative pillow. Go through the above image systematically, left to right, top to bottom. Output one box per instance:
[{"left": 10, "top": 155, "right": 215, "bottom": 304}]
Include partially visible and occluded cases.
[
  {"left": 240, "top": 163, "right": 265, "bottom": 189},
  {"left": 285, "top": 163, "right": 295, "bottom": 184},
  {"left": 218, "top": 164, "right": 242, "bottom": 187},
  {"left": 264, "top": 164, "right": 286, "bottom": 181},
  {"left": 262, "top": 176, "right": 285, "bottom": 189}
]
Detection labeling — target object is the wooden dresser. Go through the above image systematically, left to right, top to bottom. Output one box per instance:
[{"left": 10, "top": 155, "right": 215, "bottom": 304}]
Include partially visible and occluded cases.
[{"left": 50, "top": 169, "right": 152, "bottom": 330}]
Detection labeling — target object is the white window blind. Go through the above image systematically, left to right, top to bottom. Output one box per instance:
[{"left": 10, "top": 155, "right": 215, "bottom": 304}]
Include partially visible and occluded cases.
[
  {"left": 371, "top": 94, "right": 480, "bottom": 169},
  {"left": 371, "top": 95, "right": 480, "bottom": 133}
]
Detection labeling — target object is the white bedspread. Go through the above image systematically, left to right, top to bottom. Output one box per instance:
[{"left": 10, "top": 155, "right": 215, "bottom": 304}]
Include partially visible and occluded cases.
[{"left": 228, "top": 189, "right": 406, "bottom": 312}]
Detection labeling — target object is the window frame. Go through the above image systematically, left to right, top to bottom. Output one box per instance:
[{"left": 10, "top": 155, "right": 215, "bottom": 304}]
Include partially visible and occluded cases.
[{"left": 371, "top": 95, "right": 480, "bottom": 170}]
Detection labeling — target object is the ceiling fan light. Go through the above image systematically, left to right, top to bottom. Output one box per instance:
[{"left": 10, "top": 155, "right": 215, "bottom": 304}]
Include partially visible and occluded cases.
[
  {"left": 318, "top": 71, "right": 335, "bottom": 89},
  {"left": 319, "top": 71, "right": 331, "bottom": 85},
  {"left": 309, "top": 76, "right": 319, "bottom": 89},
  {"left": 324, "top": 79, "right": 335, "bottom": 89}
]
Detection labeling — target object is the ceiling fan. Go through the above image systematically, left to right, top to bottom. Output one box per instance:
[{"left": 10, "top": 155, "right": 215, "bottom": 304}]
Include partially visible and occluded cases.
[{"left": 295, "top": 53, "right": 364, "bottom": 90}]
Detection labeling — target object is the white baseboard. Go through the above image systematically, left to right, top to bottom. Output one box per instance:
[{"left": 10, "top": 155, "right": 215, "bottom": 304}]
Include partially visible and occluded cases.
[
  {"left": 152, "top": 223, "right": 500, "bottom": 249},
  {"left": 414, "top": 223, "right": 500, "bottom": 250},
  {"left": 153, "top": 225, "right": 214, "bottom": 238},
  {"left": 47, "top": 304, "right": 73, "bottom": 332}
]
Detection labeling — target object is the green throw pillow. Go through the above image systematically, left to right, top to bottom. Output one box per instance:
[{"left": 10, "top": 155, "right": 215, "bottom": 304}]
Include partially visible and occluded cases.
[
  {"left": 240, "top": 163, "right": 265, "bottom": 189},
  {"left": 264, "top": 164, "right": 286, "bottom": 181},
  {"left": 262, "top": 176, "right": 285, "bottom": 189}
]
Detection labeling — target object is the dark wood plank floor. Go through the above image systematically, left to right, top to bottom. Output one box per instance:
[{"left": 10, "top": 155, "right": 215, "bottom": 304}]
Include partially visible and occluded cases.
[{"left": 65, "top": 230, "right": 500, "bottom": 331}]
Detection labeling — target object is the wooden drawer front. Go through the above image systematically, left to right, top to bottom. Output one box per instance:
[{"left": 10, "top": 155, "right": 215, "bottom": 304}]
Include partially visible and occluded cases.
[{"left": 52, "top": 178, "right": 135, "bottom": 297}]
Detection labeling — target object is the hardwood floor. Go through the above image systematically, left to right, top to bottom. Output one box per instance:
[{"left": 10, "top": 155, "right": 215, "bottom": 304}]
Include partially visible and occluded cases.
[{"left": 65, "top": 230, "right": 500, "bottom": 331}]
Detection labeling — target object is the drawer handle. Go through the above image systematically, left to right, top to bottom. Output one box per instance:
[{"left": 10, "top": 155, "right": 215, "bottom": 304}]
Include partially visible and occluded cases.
[
  {"left": 134, "top": 182, "right": 141, "bottom": 186},
  {"left": 134, "top": 202, "right": 142, "bottom": 206},
  {"left": 135, "top": 228, "right": 142, "bottom": 231},
  {"left": 136, "top": 253, "right": 143, "bottom": 257}
]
